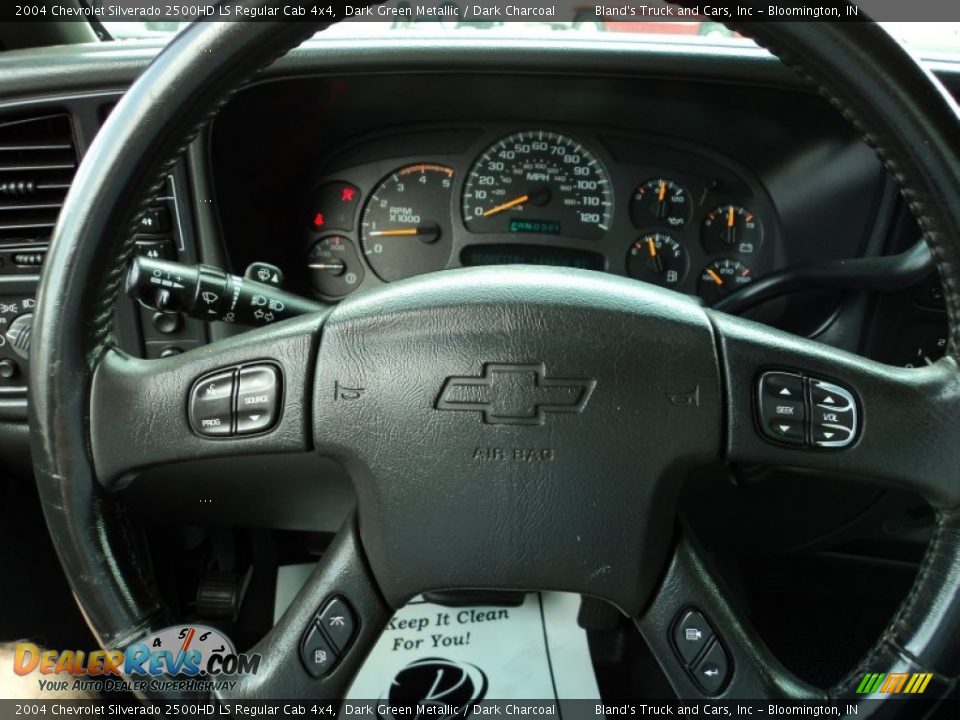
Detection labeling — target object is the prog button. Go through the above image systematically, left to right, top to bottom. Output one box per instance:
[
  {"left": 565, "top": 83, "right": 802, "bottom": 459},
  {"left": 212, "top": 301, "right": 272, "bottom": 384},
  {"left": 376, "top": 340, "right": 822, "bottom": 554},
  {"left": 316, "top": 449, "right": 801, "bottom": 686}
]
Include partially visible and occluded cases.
[{"left": 189, "top": 370, "right": 235, "bottom": 437}]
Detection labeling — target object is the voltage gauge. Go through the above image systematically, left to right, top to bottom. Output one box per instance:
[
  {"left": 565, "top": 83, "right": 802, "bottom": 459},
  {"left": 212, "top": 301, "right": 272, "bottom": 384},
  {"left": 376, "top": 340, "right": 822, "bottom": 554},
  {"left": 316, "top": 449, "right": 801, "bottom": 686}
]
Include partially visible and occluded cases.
[{"left": 702, "top": 204, "right": 763, "bottom": 255}]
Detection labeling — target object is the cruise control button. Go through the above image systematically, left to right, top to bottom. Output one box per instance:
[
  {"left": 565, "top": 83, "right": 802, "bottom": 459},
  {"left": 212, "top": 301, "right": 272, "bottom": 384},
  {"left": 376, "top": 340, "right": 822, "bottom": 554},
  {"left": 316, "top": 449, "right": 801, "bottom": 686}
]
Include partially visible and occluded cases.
[
  {"left": 236, "top": 364, "right": 280, "bottom": 435},
  {"left": 189, "top": 370, "right": 235, "bottom": 437},
  {"left": 318, "top": 597, "right": 356, "bottom": 652},
  {"left": 672, "top": 609, "right": 713, "bottom": 665},
  {"left": 300, "top": 621, "right": 339, "bottom": 678},
  {"left": 693, "top": 641, "right": 730, "bottom": 695}
]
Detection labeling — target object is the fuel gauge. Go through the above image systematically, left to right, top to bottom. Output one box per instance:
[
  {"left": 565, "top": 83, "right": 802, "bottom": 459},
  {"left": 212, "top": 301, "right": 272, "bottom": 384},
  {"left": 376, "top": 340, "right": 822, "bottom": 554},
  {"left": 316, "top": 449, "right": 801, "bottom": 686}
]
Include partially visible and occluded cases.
[
  {"left": 627, "top": 232, "right": 689, "bottom": 287},
  {"left": 698, "top": 258, "right": 754, "bottom": 305}
]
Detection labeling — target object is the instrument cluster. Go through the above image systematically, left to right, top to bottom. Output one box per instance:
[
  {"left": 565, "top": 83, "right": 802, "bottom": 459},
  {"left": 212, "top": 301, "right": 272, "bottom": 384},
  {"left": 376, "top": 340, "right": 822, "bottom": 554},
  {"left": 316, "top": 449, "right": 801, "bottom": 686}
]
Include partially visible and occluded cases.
[{"left": 302, "top": 124, "right": 779, "bottom": 306}]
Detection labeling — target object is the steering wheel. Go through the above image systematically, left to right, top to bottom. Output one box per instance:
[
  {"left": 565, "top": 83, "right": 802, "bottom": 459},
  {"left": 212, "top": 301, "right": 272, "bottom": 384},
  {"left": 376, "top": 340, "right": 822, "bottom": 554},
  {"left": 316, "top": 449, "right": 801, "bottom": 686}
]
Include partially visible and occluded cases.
[{"left": 28, "top": 1, "right": 960, "bottom": 708}]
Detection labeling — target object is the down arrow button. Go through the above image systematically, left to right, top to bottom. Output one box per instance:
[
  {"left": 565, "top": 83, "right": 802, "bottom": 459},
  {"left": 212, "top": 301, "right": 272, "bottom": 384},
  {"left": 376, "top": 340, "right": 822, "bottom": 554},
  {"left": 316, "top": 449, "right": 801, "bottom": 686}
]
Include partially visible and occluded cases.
[{"left": 236, "top": 364, "right": 281, "bottom": 435}]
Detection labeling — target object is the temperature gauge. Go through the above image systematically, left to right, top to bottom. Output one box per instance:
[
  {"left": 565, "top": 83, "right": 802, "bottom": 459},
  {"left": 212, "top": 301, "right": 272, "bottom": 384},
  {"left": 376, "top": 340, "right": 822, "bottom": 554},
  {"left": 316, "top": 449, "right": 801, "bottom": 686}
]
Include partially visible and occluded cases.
[
  {"left": 631, "top": 179, "right": 691, "bottom": 228},
  {"left": 702, "top": 204, "right": 762, "bottom": 255},
  {"left": 627, "top": 233, "right": 689, "bottom": 288},
  {"left": 308, "top": 235, "right": 364, "bottom": 297},
  {"left": 698, "top": 258, "right": 754, "bottom": 305}
]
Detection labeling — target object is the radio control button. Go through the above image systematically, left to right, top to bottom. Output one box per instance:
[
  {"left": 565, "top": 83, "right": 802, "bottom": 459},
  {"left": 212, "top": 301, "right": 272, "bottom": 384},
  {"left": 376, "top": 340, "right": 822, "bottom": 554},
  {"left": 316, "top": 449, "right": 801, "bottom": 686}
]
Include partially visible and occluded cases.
[
  {"left": 236, "top": 364, "right": 280, "bottom": 435},
  {"left": 189, "top": 370, "right": 235, "bottom": 437}
]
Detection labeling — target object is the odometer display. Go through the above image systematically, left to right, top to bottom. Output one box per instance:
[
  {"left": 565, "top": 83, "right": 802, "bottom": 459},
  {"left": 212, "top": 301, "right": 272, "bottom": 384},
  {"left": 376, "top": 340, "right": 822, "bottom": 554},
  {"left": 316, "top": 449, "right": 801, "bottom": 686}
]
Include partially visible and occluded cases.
[{"left": 462, "top": 130, "right": 612, "bottom": 241}]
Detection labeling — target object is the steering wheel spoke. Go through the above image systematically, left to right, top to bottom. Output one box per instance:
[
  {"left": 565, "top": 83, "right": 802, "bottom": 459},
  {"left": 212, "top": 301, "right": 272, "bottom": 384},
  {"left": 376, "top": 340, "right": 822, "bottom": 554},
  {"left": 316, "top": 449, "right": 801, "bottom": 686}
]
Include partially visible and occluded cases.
[
  {"left": 713, "top": 312, "right": 960, "bottom": 507},
  {"left": 89, "top": 314, "right": 323, "bottom": 489},
  {"left": 217, "top": 518, "right": 390, "bottom": 702},
  {"left": 636, "top": 529, "right": 823, "bottom": 700}
]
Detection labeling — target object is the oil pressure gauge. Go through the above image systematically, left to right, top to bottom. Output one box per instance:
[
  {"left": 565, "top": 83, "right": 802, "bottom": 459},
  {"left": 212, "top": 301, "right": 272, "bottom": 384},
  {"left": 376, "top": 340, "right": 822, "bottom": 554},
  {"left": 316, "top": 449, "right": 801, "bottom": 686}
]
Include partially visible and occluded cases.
[
  {"left": 631, "top": 179, "right": 691, "bottom": 228},
  {"left": 627, "top": 232, "right": 689, "bottom": 288}
]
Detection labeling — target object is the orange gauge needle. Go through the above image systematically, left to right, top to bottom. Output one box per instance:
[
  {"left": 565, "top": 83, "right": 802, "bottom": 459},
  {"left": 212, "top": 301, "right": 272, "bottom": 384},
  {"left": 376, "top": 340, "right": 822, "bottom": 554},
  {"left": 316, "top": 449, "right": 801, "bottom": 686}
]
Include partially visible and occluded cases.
[
  {"left": 658, "top": 181, "right": 667, "bottom": 203},
  {"left": 483, "top": 194, "right": 530, "bottom": 218},
  {"left": 727, "top": 206, "right": 736, "bottom": 228},
  {"left": 368, "top": 224, "right": 440, "bottom": 244},
  {"left": 368, "top": 228, "right": 420, "bottom": 237},
  {"left": 647, "top": 237, "right": 657, "bottom": 257},
  {"left": 707, "top": 268, "right": 724, "bottom": 286}
]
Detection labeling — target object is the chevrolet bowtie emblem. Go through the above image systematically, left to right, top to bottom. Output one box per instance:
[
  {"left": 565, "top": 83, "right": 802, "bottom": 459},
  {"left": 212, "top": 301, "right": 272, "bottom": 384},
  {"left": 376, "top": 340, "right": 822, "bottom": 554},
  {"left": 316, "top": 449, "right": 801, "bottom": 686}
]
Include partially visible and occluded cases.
[{"left": 436, "top": 363, "right": 596, "bottom": 425}]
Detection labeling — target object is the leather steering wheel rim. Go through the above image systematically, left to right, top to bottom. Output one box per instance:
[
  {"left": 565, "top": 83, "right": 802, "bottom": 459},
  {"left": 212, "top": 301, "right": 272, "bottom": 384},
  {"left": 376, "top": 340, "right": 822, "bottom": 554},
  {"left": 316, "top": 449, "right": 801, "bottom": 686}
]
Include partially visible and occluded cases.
[{"left": 27, "top": 1, "right": 960, "bottom": 708}]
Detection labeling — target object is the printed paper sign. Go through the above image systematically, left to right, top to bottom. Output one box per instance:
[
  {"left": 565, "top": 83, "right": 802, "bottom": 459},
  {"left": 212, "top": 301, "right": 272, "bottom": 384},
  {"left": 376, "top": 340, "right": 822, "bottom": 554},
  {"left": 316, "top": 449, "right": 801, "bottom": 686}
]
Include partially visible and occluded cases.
[{"left": 345, "top": 592, "right": 600, "bottom": 703}]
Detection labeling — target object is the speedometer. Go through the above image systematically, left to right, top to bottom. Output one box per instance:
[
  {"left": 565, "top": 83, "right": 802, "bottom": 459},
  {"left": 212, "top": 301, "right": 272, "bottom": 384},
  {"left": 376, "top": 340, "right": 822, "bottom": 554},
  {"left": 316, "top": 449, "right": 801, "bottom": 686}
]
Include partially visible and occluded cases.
[{"left": 462, "top": 130, "right": 612, "bottom": 241}]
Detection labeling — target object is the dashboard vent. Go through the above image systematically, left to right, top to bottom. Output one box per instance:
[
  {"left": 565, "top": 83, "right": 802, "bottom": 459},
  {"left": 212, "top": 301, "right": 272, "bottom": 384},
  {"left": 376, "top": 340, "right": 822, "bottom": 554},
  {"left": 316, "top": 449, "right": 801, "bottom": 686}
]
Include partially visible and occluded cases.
[{"left": 0, "top": 113, "right": 77, "bottom": 246}]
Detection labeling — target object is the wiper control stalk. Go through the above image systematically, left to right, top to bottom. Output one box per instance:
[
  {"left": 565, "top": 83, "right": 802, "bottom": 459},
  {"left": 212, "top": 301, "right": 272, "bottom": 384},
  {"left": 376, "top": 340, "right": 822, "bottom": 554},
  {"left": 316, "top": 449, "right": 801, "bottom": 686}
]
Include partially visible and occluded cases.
[{"left": 126, "top": 256, "right": 324, "bottom": 328}]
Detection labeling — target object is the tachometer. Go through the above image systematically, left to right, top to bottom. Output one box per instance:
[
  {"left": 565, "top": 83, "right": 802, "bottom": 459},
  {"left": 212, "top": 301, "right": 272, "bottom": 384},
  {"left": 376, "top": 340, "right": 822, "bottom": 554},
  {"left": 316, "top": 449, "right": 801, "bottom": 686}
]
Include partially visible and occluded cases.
[
  {"left": 462, "top": 130, "right": 612, "bottom": 240},
  {"left": 360, "top": 163, "right": 454, "bottom": 282}
]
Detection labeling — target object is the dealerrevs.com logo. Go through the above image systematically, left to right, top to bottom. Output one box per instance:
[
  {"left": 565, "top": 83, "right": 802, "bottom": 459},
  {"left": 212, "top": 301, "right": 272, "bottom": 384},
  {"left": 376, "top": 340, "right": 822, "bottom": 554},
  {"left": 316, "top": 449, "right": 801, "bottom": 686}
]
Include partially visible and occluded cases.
[{"left": 13, "top": 625, "right": 260, "bottom": 694}]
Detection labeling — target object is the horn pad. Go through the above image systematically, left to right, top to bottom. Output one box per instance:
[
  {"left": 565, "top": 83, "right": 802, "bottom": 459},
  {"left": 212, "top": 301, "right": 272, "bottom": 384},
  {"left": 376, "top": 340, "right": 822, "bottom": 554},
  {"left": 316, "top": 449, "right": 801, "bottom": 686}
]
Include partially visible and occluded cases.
[{"left": 313, "top": 267, "right": 722, "bottom": 613}]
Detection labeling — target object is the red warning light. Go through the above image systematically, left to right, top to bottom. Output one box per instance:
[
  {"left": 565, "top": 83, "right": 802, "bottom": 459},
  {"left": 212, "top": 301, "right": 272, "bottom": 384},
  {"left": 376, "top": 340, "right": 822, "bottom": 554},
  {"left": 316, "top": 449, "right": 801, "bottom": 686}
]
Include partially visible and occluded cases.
[
  {"left": 341, "top": 187, "right": 356, "bottom": 203},
  {"left": 312, "top": 212, "right": 325, "bottom": 228}
]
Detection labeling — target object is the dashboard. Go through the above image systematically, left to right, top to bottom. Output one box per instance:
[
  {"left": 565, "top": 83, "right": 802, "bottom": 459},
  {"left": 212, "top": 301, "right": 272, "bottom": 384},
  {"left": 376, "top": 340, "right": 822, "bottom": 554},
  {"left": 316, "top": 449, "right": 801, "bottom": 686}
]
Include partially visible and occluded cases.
[
  {"left": 1, "top": 37, "right": 957, "bottom": 692},
  {"left": 0, "top": 39, "right": 952, "bottom": 596},
  {"left": 209, "top": 69, "right": 895, "bottom": 342},
  {"left": 301, "top": 124, "right": 777, "bottom": 304}
]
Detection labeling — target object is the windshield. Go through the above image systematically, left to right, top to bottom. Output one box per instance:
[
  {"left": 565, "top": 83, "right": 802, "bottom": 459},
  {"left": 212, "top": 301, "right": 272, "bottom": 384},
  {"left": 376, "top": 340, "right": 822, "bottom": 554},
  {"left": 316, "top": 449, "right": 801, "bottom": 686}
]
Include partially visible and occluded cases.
[{"left": 98, "top": 18, "right": 960, "bottom": 62}]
